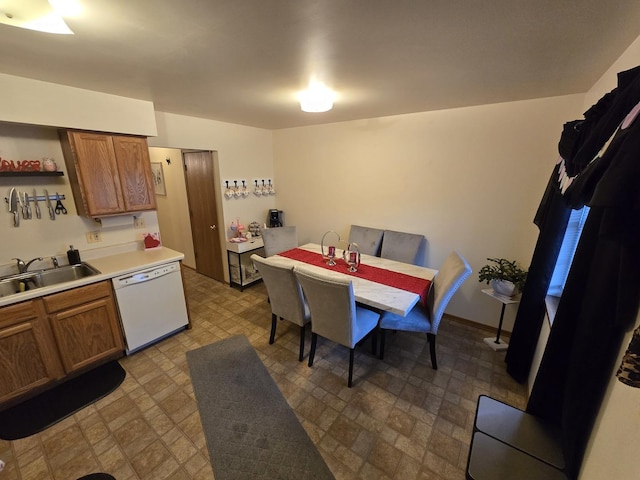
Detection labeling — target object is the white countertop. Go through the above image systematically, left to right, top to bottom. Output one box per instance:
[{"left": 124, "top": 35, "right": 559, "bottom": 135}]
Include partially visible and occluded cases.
[{"left": 0, "top": 245, "right": 184, "bottom": 308}]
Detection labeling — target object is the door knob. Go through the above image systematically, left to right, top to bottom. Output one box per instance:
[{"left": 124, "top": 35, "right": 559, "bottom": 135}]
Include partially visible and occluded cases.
[{"left": 210, "top": 225, "right": 216, "bottom": 230}]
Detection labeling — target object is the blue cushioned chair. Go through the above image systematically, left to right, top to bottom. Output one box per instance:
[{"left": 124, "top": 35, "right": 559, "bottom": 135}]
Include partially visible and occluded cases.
[
  {"left": 262, "top": 225, "right": 298, "bottom": 257},
  {"left": 348, "top": 225, "right": 384, "bottom": 256},
  {"left": 380, "top": 230, "right": 425, "bottom": 265},
  {"left": 379, "top": 251, "right": 471, "bottom": 369},
  {"left": 251, "top": 254, "right": 310, "bottom": 361},
  {"left": 295, "top": 266, "right": 380, "bottom": 387}
]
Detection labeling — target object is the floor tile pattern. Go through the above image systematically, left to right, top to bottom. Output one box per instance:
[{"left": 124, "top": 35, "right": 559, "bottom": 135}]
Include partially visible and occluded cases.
[{"left": 0, "top": 268, "right": 527, "bottom": 479}]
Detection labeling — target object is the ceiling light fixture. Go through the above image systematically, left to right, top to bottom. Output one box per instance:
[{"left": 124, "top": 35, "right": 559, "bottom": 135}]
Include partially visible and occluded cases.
[
  {"left": 0, "top": 0, "right": 80, "bottom": 34},
  {"left": 299, "top": 80, "right": 336, "bottom": 113}
]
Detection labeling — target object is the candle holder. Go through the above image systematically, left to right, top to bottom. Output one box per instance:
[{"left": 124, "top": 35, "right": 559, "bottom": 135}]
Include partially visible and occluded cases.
[
  {"left": 321, "top": 230, "right": 341, "bottom": 266},
  {"left": 343, "top": 242, "right": 361, "bottom": 272}
]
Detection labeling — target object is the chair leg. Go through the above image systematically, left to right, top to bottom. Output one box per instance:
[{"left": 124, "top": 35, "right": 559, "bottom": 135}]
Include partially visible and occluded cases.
[
  {"left": 269, "top": 313, "right": 277, "bottom": 344},
  {"left": 298, "top": 325, "right": 305, "bottom": 362},
  {"left": 370, "top": 326, "right": 378, "bottom": 356},
  {"left": 379, "top": 329, "right": 386, "bottom": 360},
  {"left": 308, "top": 333, "right": 318, "bottom": 367},
  {"left": 427, "top": 333, "right": 438, "bottom": 370},
  {"left": 348, "top": 348, "right": 355, "bottom": 388}
]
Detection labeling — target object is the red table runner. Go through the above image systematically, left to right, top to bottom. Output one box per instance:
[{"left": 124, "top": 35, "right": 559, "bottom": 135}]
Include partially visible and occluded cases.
[{"left": 279, "top": 248, "right": 432, "bottom": 305}]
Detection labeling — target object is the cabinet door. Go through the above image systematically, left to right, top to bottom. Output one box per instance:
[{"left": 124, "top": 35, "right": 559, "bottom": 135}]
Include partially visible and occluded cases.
[
  {"left": 66, "top": 131, "right": 126, "bottom": 216},
  {"left": 112, "top": 136, "right": 157, "bottom": 212},
  {"left": 45, "top": 281, "right": 124, "bottom": 374},
  {"left": 49, "top": 297, "right": 124, "bottom": 374},
  {"left": 0, "top": 300, "right": 64, "bottom": 405}
]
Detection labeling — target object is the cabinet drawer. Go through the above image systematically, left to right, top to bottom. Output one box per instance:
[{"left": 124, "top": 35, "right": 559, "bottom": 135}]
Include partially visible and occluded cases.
[
  {"left": 43, "top": 281, "right": 112, "bottom": 313},
  {"left": 0, "top": 300, "right": 42, "bottom": 329}
]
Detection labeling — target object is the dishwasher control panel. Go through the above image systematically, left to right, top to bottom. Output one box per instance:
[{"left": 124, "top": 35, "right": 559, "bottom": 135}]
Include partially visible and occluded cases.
[{"left": 112, "top": 262, "right": 180, "bottom": 289}]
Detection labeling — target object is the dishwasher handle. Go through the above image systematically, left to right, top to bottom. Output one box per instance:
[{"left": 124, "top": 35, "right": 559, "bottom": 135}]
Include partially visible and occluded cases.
[{"left": 113, "top": 262, "right": 180, "bottom": 289}]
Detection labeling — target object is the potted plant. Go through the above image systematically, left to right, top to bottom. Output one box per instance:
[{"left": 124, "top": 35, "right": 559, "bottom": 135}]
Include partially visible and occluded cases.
[{"left": 478, "top": 258, "right": 528, "bottom": 297}]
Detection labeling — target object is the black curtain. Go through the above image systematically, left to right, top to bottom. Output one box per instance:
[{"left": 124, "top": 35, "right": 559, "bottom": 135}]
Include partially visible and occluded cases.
[
  {"left": 522, "top": 66, "right": 640, "bottom": 480},
  {"left": 505, "top": 72, "right": 622, "bottom": 383},
  {"left": 504, "top": 164, "right": 571, "bottom": 383}
]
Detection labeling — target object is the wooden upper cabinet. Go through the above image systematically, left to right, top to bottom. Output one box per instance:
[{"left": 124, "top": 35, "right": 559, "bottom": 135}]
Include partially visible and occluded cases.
[
  {"left": 60, "top": 130, "right": 156, "bottom": 217},
  {"left": 112, "top": 136, "right": 156, "bottom": 212}
]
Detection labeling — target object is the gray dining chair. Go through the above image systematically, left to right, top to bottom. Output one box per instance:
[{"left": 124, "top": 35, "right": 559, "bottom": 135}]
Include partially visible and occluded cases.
[
  {"left": 348, "top": 225, "right": 384, "bottom": 256},
  {"left": 262, "top": 226, "right": 298, "bottom": 257},
  {"left": 380, "top": 230, "right": 425, "bottom": 265},
  {"left": 379, "top": 251, "right": 471, "bottom": 369},
  {"left": 251, "top": 254, "right": 310, "bottom": 361},
  {"left": 294, "top": 266, "right": 380, "bottom": 387}
]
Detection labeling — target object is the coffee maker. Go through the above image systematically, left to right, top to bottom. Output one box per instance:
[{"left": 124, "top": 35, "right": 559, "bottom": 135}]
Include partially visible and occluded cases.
[{"left": 268, "top": 209, "right": 283, "bottom": 227}]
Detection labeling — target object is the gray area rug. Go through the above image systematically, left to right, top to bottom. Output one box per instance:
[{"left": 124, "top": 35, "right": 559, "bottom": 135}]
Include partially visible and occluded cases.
[{"left": 186, "top": 335, "right": 335, "bottom": 480}]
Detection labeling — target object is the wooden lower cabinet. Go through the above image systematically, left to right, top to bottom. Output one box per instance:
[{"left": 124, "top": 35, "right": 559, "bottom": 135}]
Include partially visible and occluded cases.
[
  {"left": 0, "top": 280, "right": 124, "bottom": 409},
  {"left": 44, "top": 281, "right": 124, "bottom": 374},
  {"left": 0, "top": 300, "right": 64, "bottom": 405}
]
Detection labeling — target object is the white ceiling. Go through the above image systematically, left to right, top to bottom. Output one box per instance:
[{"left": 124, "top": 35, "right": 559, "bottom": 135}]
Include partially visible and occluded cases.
[{"left": 1, "top": 0, "right": 640, "bottom": 130}]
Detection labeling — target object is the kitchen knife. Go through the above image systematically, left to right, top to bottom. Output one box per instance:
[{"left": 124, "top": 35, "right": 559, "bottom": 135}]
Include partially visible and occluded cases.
[
  {"left": 8, "top": 188, "right": 19, "bottom": 227},
  {"left": 33, "top": 189, "right": 41, "bottom": 219},
  {"left": 44, "top": 189, "right": 55, "bottom": 220},
  {"left": 17, "top": 190, "right": 27, "bottom": 219},
  {"left": 24, "top": 192, "right": 32, "bottom": 219}
]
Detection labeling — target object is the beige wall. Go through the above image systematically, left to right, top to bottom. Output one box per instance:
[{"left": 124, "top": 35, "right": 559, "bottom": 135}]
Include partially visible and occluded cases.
[
  {"left": 0, "top": 30, "right": 638, "bottom": 478},
  {"left": 576, "top": 34, "right": 640, "bottom": 480},
  {"left": 583, "top": 35, "right": 640, "bottom": 110},
  {"left": 0, "top": 73, "right": 156, "bottom": 136},
  {"left": 0, "top": 75, "right": 160, "bottom": 270},
  {"left": 0, "top": 80, "right": 274, "bottom": 282},
  {"left": 273, "top": 94, "right": 584, "bottom": 328},
  {"left": 149, "top": 112, "right": 276, "bottom": 281},
  {"left": 0, "top": 123, "right": 160, "bottom": 267},
  {"left": 148, "top": 147, "right": 196, "bottom": 269}
]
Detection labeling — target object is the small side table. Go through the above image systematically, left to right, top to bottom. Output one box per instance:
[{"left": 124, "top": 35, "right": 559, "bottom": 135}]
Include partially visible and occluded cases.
[
  {"left": 227, "top": 237, "right": 265, "bottom": 291},
  {"left": 482, "top": 288, "right": 520, "bottom": 351}
]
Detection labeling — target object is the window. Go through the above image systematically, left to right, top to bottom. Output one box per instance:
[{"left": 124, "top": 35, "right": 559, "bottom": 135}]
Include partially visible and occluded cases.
[{"left": 547, "top": 206, "right": 590, "bottom": 297}]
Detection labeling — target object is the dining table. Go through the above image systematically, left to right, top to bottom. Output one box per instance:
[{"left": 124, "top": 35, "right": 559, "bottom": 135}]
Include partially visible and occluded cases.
[{"left": 268, "top": 243, "right": 438, "bottom": 316}]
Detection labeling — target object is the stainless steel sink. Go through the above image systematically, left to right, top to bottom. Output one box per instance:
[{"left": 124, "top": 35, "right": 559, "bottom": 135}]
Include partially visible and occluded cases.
[
  {"left": 0, "top": 263, "right": 101, "bottom": 298},
  {"left": 35, "top": 263, "right": 101, "bottom": 287},
  {"left": 0, "top": 277, "right": 29, "bottom": 297}
]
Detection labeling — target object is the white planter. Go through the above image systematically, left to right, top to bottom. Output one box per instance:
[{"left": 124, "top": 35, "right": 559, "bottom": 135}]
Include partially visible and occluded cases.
[{"left": 491, "top": 279, "right": 517, "bottom": 297}]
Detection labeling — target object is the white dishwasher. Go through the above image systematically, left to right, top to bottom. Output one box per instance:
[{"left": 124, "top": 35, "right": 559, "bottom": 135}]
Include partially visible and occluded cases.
[{"left": 112, "top": 261, "right": 189, "bottom": 354}]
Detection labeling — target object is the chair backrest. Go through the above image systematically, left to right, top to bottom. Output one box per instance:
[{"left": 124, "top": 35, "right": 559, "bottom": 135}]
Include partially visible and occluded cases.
[
  {"left": 348, "top": 225, "right": 384, "bottom": 256},
  {"left": 262, "top": 226, "right": 298, "bottom": 257},
  {"left": 380, "top": 230, "right": 425, "bottom": 264},
  {"left": 429, "top": 251, "right": 472, "bottom": 332},
  {"left": 251, "top": 254, "right": 309, "bottom": 326},
  {"left": 294, "top": 266, "right": 358, "bottom": 348}
]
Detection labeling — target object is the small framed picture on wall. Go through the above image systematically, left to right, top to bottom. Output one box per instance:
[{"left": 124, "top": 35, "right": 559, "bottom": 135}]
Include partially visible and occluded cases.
[{"left": 151, "top": 162, "right": 166, "bottom": 195}]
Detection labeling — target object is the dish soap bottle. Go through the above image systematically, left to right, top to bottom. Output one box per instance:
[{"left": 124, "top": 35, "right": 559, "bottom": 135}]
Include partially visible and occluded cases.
[{"left": 67, "top": 245, "right": 81, "bottom": 265}]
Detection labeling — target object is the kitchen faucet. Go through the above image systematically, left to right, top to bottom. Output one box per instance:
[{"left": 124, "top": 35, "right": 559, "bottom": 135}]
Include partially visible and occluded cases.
[{"left": 13, "top": 257, "right": 44, "bottom": 273}]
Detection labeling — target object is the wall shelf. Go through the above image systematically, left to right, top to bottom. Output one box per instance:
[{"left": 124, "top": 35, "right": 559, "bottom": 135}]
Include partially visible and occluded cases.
[{"left": 0, "top": 171, "right": 64, "bottom": 177}]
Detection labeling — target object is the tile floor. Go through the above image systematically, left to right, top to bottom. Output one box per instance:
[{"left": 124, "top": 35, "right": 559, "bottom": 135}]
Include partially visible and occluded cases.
[{"left": 0, "top": 268, "right": 527, "bottom": 480}]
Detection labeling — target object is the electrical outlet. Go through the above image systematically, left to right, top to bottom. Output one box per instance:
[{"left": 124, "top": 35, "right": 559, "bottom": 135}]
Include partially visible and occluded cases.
[
  {"left": 134, "top": 217, "right": 145, "bottom": 229},
  {"left": 86, "top": 231, "right": 102, "bottom": 243}
]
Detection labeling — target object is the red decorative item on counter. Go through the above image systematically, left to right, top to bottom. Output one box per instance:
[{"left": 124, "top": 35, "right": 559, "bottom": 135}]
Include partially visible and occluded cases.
[{"left": 143, "top": 233, "right": 162, "bottom": 249}]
